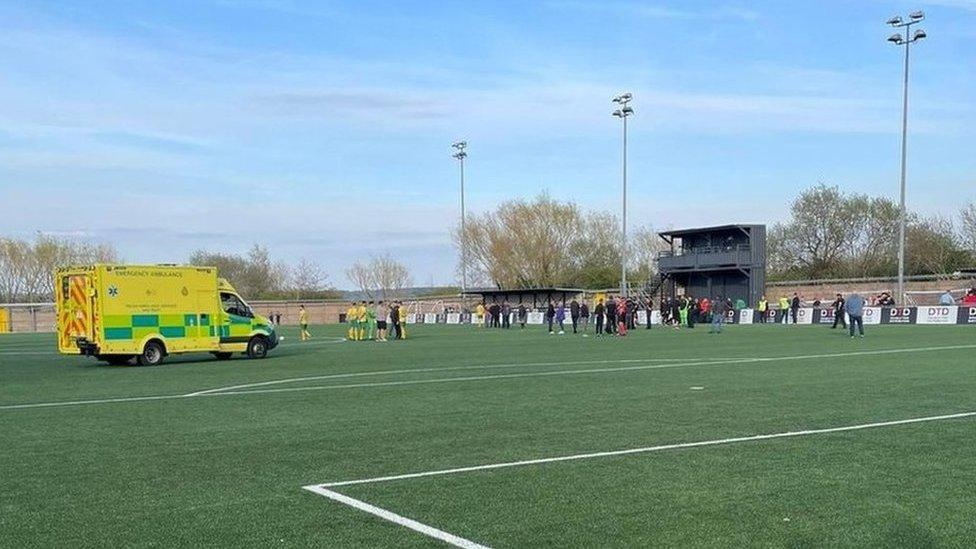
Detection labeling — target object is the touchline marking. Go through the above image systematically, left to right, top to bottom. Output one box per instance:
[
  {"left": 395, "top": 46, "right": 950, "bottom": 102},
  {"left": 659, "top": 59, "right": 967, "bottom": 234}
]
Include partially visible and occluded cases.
[
  {"left": 3, "top": 343, "right": 975, "bottom": 411},
  {"left": 186, "top": 357, "right": 714, "bottom": 396},
  {"left": 311, "top": 410, "right": 976, "bottom": 488},
  {"left": 303, "top": 485, "right": 491, "bottom": 549}
]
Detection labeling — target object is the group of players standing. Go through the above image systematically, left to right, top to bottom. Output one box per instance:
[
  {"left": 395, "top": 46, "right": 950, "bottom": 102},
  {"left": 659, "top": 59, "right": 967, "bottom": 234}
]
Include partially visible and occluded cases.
[{"left": 344, "top": 301, "right": 408, "bottom": 341}]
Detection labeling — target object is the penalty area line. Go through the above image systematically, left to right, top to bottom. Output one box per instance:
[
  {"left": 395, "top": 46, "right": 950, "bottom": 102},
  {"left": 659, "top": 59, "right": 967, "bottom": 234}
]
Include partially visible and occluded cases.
[{"left": 302, "top": 485, "right": 491, "bottom": 549}]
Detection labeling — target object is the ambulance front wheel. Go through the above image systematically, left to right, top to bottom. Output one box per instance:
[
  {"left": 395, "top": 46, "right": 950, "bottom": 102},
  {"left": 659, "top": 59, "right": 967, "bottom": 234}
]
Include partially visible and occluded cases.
[
  {"left": 247, "top": 336, "right": 269, "bottom": 359},
  {"left": 137, "top": 340, "right": 166, "bottom": 366}
]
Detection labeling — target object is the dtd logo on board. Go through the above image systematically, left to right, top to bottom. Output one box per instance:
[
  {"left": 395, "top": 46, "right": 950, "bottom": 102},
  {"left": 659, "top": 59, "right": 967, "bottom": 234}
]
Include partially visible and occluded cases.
[
  {"left": 919, "top": 306, "right": 956, "bottom": 325},
  {"left": 888, "top": 307, "right": 912, "bottom": 324},
  {"left": 959, "top": 307, "right": 976, "bottom": 325},
  {"left": 818, "top": 308, "right": 835, "bottom": 324}
]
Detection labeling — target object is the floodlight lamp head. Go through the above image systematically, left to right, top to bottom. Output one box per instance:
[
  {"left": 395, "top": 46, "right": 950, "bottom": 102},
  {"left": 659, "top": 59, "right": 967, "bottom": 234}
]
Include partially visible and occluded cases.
[
  {"left": 910, "top": 10, "right": 924, "bottom": 21},
  {"left": 886, "top": 15, "right": 903, "bottom": 26},
  {"left": 913, "top": 29, "right": 926, "bottom": 40},
  {"left": 887, "top": 33, "right": 904, "bottom": 44},
  {"left": 622, "top": 106, "right": 634, "bottom": 115},
  {"left": 612, "top": 109, "right": 623, "bottom": 117},
  {"left": 452, "top": 141, "right": 467, "bottom": 150}
]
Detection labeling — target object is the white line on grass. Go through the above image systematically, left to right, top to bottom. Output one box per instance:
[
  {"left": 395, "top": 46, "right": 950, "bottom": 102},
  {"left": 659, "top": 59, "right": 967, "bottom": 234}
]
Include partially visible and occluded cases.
[
  {"left": 3, "top": 343, "right": 975, "bottom": 411},
  {"left": 204, "top": 343, "right": 976, "bottom": 397},
  {"left": 185, "top": 357, "right": 716, "bottom": 396},
  {"left": 311, "top": 410, "right": 976, "bottom": 488},
  {"left": 303, "top": 485, "right": 491, "bottom": 549}
]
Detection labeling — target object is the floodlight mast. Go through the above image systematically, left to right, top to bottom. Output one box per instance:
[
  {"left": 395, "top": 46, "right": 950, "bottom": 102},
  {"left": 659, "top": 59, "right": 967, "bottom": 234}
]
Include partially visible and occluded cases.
[
  {"left": 886, "top": 11, "right": 926, "bottom": 306},
  {"left": 612, "top": 93, "right": 633, "bottom": 298},
  {"left": 452, "top": 141, "right": 468, "bottom": 295}
]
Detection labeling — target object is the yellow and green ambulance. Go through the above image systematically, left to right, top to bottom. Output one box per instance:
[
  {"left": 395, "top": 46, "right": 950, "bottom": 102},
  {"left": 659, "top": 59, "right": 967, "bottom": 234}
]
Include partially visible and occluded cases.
[{"left": 55, "top": 264, "right": 278, "bottom": 365}]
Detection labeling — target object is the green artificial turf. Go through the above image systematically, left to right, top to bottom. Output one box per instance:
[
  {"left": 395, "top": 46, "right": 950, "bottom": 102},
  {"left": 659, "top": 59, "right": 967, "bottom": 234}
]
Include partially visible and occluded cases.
[{"left": 1, "top": 323, "right": 974, "bottom": 547}]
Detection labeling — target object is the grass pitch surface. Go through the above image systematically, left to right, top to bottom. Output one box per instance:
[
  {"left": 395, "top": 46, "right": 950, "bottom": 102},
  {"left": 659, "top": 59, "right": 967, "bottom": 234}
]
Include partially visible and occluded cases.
[{"left": 1, "top": 323, "right": 974, "bottom": 547}]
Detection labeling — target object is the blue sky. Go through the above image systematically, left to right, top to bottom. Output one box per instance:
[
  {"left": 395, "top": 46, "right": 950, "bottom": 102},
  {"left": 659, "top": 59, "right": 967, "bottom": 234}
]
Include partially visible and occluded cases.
[{"left": 1, "top": 0, "right": 974, "bottom": 288}]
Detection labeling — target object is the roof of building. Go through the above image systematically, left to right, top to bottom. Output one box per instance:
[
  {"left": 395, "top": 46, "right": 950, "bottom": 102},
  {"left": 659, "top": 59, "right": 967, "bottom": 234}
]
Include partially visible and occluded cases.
[{"left": 658, "top": 224, "right": 764, "bottom": 238}]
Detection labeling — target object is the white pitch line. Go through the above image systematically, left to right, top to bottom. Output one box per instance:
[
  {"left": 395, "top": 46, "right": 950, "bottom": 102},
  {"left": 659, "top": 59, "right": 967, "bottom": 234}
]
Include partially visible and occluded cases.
[
  {"left": 3, "top": 343, "right": 975, "bottom": 411},
  {"left": 207, "top": 343, "right": 976, "bottom": 398},
  {"left": 185, "top": 357, "right": 714, "bottom": 396},
  {"left": 314, "top": 410, "right": 976, "bottom": 488},
  {"left": 303, "top": 485, "right": 491, "bottom": 549}
]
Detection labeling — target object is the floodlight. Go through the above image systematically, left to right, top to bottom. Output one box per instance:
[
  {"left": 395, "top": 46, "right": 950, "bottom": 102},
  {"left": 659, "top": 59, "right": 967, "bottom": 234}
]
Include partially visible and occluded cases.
[
  {"left": 910, "top": 11, "right": 924, "bottom": 21},
  {"left": 886, "top": 16, "right": 903, "bottom": 26},
  {"left": 913, "top": 29, "right": 926, "bottom": 40},
  {"left": 887, "top": 33, "right": 904, "bottom": 44},
  {"left": 622, "top": 106, "right": 634, "bottom": 115},
  {"left": 612, "top": 109, "right": 623, "bottom": 117}
]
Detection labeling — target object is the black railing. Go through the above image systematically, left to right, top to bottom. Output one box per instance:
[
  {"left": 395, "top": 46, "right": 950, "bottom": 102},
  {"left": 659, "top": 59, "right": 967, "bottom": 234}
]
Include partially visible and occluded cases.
[{"left": 658, "top": 244, "right": 752, "bottom": 259}]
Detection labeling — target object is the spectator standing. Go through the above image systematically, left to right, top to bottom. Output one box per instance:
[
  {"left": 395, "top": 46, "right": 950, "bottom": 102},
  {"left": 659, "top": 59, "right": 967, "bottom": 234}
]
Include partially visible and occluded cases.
[
  {"left": 962, "top": 289, "right": 976, "bottom": 304},
  {"left": 940, "top": 290, "right": 956, "bottom": 305},
  {"left": 790, "top": 293, "right": 801, "bottom": 324},
  {"left": 831, "top": 293, "right": 847, "bottom": 330},
  {"left": 846, "top": 293, "right": 866, "bottom": 338},
  {"left": 606, "top": 295, "right": 617, "bottom": 335},
  {"left": 757, "top": 295, "right": 768, "bottom": 324},
  {"left": 710, "top": 296, "right": 726, "bottom": 333},
  {"left": 777, "top": 296, "right": 789, "bottom": 324},
  {"left": 594, "top": 298, "right": 605, "bottom": 337},
  {"left": 616, "top": 298, "right": 628, "bottom": 336},
  {"left": 645, "top": 298, "right": 654, "bottom": 329},
  {"left": 501, "top": 301, "right": 511, "bottom": 329},
  {"left": 580, "top": 301, "right": 590, "bottom": 333},
  {"left": 555, "top": 303, "right": 566, "bottom": 334},
  {"left": 517, "top": 304, "right": 527, "bottom": 328}
]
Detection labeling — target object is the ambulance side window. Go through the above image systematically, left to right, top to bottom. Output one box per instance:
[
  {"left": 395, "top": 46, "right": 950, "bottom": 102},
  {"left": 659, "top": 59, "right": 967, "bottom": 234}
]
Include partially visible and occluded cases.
[{"left": 220, "top": 293, "right": 252, "bottom": 318}]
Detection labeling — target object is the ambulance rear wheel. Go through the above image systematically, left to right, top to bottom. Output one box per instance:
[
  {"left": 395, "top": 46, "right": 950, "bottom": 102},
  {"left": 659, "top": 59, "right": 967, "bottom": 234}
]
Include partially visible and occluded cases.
[
  {"left": 246, "top": 336, "right": 268, "bottom": 359},
  {"left": 137, "top": 340, "right": 165, "bottom": 366},
  {"left": 212, "top": 352, "right": 233, "bottom": 360}
]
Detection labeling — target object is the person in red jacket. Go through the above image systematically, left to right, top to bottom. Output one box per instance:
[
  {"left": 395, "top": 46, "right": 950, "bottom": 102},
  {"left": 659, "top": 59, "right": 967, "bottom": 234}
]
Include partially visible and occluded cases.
[{"left": 616, "top": 299, "right": 628, "bottom": 336}]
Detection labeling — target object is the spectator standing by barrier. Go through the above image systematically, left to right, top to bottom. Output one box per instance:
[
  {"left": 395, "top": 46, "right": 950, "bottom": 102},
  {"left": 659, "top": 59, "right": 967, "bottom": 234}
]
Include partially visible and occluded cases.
[
  {"left": 963, "top": 289, "right": 976, "bottom": 304},
  {"left": 940, "top": 290, "right": 956, "bottom": 305},
  {"left": 790, "top": 293, "right": 800, "bottom": 324},
  {"left": 846, "top": 293, "right": 866, "bottom": 338},
  {"left": 831, "top": 294, "right": 847, "bottom": 329},
  {"left": 757, "top": 295, "right": 768, "bottom": 324},
  {"left": 778, "top": 295, "right": 790, "bottom": 324},
  {"left": 594, "top": 298, "right": 605, "bottom": 337},
  {"left": 570, "top": 299, "right": 580, "bottom": 334},
  {"left": 580, "top": 301, "right": 590, "bottom": 333},
  {"left": 501, "top": 302, "right": 511, "bottom": 329},
  {"left": 517, "top": 304, "right": 527, "bottom": 328}
]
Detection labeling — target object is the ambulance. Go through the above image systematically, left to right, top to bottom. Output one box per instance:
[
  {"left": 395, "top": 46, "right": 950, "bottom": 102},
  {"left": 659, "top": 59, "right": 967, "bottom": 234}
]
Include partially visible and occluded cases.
[{"left": 55, "top": 264, "right": 278, "bottom": 365}]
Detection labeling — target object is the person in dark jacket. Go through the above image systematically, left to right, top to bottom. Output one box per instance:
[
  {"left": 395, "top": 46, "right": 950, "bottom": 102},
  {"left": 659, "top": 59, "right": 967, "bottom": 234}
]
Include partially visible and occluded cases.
[
  {"left": 790, "top": 293, "right": 801, "bottom": 324},
  {"left": 831, "top": 293, "right": 847, "bottom": 329},
  {"left": 606, "top": 296, "right": 617, "bottom": 334},
  {"left": 645, "top": 297, "right": 654, "bottom": 329},
  {"left": 570, "top": 299, "right": 580, "bottom": 333},
  {"left": 594, "top": 299, "right": 605, "bottom": 336},
  {"left": 501, "top": 301, "right": 511, "bottom": 329},
  {"left": 579, "top": 301, "right": 590, "bottom": 333},
  {"left": 546, "top": 302, "right": 556, "bottom": 334},
  {"left": 517, "top": 304, "right": 527, "bottom": 329}
]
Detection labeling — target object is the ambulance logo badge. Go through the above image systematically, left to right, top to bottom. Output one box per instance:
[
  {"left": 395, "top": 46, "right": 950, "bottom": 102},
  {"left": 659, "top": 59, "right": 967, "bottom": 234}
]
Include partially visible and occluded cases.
[{"left": 108, "top": 285, "right": 119, "bottom": 298}]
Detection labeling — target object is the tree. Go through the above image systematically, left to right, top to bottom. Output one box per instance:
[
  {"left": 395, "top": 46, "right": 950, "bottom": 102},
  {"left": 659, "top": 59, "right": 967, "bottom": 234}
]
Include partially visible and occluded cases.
[
  {"left": 767, "top": 185, "right": 862, "bottom": 279},
  {"left": 961, "top": 202, "right": 976, "bottom": 255},
  {"left": 907, "top": 216, "right": 970, "bottom": 276},
  {"left": 0, "top": 235, "right": 117, "bottom": 302},
  {"left": 188, "top": 244, "right": 286, "bottom": 298},
  {"left": 345, "top": 254, "right": 412, "bottom": 301},
  {"left": 288, "top": 258, "right": 328, "bottom": 299}
]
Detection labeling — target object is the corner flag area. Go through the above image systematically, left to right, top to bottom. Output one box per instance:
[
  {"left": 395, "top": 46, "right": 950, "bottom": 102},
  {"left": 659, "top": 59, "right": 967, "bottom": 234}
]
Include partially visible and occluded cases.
[{"left": 2, "top": 325, "right": 975, "bottom": 547}]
